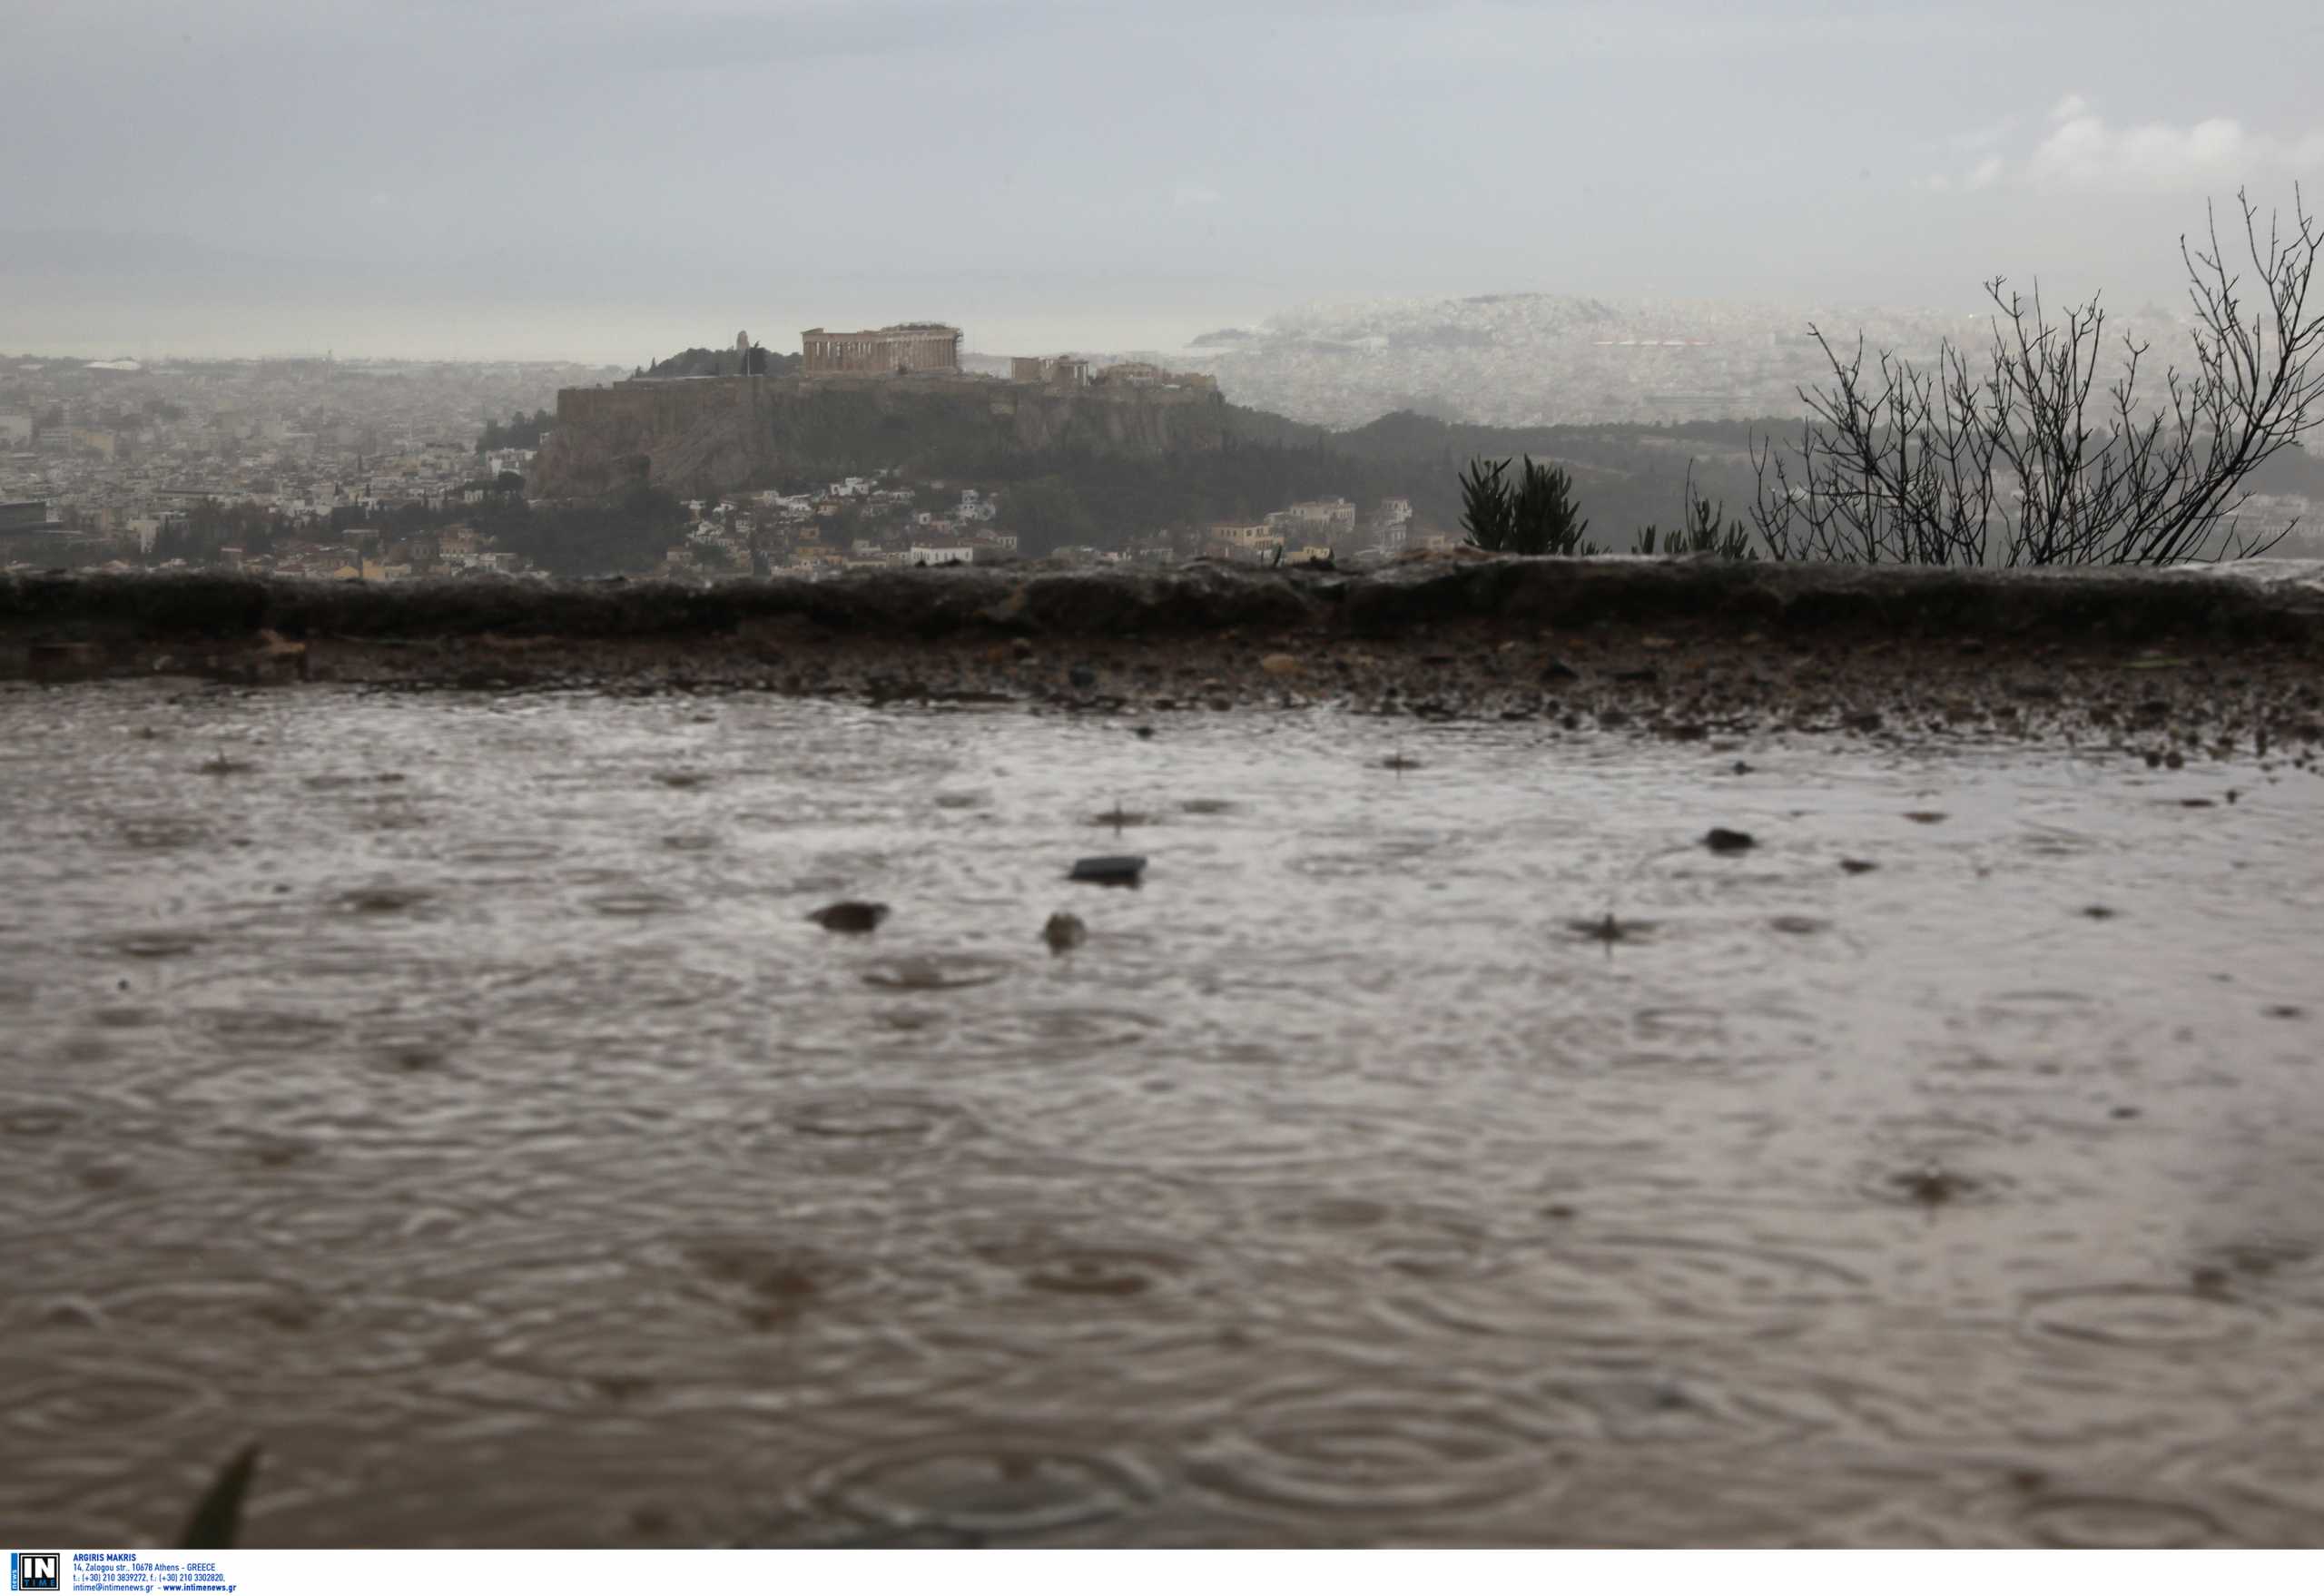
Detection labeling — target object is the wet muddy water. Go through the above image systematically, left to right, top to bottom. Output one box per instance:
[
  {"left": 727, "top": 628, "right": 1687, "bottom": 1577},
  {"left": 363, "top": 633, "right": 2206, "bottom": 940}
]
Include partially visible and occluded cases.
[{"left": 4, "top": 679, "right": 2321, "bottom": 1546}]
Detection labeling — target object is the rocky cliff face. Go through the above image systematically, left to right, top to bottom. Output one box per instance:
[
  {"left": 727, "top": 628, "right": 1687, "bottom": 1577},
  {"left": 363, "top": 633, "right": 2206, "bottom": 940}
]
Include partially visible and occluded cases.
[{"left": 528, "top": 375, "right": 1227, "bottom": 498}]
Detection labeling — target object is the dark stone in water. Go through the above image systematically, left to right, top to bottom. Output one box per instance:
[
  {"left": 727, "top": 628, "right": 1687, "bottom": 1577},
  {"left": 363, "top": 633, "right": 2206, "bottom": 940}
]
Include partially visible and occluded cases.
[
  {"left": 1068, "top": 665, "right": 1097, "bottom": 689},
  {"left": 1704, "top": 827, "right": 1756, "bottom": 853},
  {"left": 1069, "top": 856, "right": 1145, "bottom": 886},
  {"left": 1839, "top": 858, "right": 1878, "bottom": 874},
  {"left": 810, "top": 901, "right": 889, "bottom": 933},
  {"left": 1043, "top": 912, "right": 1087, "bottom": 953},
  {"left": 1571, "top": 913, "right": 1653, "bottom": 944},
  {"left": 1893, "top": 1165, "right": 1976, "bottom": 1206}
]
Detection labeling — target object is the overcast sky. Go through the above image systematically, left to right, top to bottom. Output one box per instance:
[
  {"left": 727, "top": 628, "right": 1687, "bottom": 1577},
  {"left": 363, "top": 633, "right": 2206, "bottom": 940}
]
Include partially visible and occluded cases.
[{"left": 5, "top": 0, "right": 2320, "bottom": 361}]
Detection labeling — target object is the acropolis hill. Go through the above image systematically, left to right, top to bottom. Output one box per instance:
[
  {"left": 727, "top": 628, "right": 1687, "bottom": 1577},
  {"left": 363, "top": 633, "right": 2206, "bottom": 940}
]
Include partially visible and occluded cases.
[{"left": 528, "top": 360, "right": 1227, "bottom": 501}]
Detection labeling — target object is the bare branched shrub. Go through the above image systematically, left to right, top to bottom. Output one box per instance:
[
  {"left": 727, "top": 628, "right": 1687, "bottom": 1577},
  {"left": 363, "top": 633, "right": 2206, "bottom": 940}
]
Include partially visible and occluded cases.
[{"left": 1751, "top": 189, "right": 2324, "bottom": 566}]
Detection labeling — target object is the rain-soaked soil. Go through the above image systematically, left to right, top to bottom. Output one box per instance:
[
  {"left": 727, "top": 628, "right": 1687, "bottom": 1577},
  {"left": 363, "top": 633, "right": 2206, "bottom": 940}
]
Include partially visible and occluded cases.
[
  {"left": 6, "top": 560, "right": 2323, "bottom": 754},
  {"left": 4, "top": 660, "right": 2322, "bottom": 1547}
]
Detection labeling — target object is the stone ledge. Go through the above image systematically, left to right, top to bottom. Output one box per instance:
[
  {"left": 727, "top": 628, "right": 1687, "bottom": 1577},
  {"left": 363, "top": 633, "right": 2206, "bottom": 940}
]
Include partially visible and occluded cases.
[{"left": 5, "top": 557, "right": 2322, "bottom": 664}]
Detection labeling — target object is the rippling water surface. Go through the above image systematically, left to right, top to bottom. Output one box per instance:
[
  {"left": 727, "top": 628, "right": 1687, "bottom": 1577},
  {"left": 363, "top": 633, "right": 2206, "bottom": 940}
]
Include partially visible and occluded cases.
[{"left": 5, "top": 680, "right": 2321, "bottom": 1546}]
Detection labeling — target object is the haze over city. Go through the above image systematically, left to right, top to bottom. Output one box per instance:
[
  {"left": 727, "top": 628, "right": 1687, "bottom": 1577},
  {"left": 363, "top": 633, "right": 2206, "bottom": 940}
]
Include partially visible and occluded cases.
[{"left": 7, "top": 0, "right": 2324, "bottom": 363}]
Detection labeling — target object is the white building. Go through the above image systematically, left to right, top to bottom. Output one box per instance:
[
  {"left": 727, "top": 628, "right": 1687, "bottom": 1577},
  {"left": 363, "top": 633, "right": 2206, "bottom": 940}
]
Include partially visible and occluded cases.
[
  {"left": 1373, "top": 496, "right": 1414, "bottom": 551},
  {"left": 1268, "top": 497, "right": 1358, "bottom": 540},
  {"left": 122, "top": 508, "right": 190, "bottom": 554},
  {"left": 908, "top": 545, "right": 977, "bottom": 566}
]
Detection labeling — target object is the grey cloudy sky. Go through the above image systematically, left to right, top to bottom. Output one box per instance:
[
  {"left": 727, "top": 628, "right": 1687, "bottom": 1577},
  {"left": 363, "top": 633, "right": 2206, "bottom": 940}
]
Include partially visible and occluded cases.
[{"left": 5, "top": 0, "right": 2320, "bottom": 361}]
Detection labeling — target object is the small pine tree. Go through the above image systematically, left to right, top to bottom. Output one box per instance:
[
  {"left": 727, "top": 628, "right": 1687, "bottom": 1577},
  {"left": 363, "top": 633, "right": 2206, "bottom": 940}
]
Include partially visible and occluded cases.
[
  {"left": 1463, "top": 457, "right": 1596, "bottom": 555},
  {"left": 1509, "top": 457, "right": 1594, "bottom": 555},
  {"left": 1460, "top": 458, "right": 1516, "bottom": 551},
  {"left": 1631, "top": 460, "right": 1757, "bottom": 558}
]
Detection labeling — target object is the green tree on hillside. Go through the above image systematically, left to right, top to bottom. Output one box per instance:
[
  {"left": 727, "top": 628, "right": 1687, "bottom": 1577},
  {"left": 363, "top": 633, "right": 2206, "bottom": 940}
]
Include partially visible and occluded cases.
[
  {"left": 476, "top": 409, "right": 553, "bottom": 455},
  {"left": 1002, "top": 476, "right": 1098, "bottom": 557},
  {"left": 496, "top": 484, "right": 687, "bottom": 576}
]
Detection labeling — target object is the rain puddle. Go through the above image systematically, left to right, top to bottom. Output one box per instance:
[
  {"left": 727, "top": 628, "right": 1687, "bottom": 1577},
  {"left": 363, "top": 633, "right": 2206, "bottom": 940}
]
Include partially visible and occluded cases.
[{"left": 2, "top": 680, "right": 2320, "bottom": 1546}]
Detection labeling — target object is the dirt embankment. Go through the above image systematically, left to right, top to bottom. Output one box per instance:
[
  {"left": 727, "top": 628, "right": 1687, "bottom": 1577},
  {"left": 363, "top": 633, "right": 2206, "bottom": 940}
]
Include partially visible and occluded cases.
[{"left": 4, "top": 557, "right": 2321, "bottom": 758}]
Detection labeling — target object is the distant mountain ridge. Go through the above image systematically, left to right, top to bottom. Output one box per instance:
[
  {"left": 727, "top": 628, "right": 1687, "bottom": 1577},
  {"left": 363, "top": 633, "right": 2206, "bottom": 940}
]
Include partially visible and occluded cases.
[{"left": 1170, "top": 291, "right": 2195, "bottom": 430}]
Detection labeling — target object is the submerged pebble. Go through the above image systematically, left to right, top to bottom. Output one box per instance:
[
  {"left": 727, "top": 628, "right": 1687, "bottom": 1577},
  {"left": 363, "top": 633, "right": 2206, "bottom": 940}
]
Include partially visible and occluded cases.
[
  {"left": 1068, "top": 856, "right": 1145, "bottom": 886},
  {"left": 810, "top": 901, "right": 890, "bottom": 933}
]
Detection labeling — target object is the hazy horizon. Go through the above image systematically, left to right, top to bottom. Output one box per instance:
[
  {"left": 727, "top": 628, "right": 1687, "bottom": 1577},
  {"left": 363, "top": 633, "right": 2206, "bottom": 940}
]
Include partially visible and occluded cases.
[{"left": 7, "top": 0, "right": 2322, "bottom": 367}]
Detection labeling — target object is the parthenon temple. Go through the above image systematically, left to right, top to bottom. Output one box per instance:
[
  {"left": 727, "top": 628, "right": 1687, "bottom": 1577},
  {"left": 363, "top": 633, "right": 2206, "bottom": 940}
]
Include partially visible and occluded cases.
[{"left": 801, "top": 324, "right": 963, "bottom": 376}]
